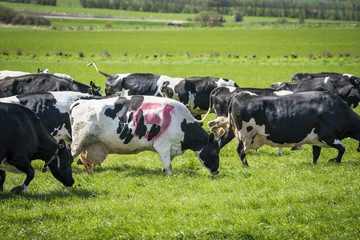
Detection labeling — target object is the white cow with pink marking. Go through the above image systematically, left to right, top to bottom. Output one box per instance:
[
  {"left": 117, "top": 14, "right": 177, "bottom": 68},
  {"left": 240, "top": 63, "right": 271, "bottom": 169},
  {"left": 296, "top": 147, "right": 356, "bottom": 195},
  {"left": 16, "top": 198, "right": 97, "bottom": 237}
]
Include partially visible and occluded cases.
[{"left": 70, "top": 95, "right": 220, "bottom": 175}]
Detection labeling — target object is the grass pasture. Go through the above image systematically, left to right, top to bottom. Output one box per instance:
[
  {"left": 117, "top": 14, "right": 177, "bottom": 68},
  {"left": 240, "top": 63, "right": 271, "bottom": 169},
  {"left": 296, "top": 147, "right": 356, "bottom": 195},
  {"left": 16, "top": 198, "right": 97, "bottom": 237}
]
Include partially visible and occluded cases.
[{"left": 1, "top": 19, "right": 360, "bottom": 239}]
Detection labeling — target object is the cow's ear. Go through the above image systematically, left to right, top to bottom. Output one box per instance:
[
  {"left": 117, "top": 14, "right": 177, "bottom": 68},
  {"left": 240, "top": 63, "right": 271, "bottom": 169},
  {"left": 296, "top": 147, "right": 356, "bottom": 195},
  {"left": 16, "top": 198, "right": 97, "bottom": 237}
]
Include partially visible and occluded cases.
[
  {"left": 90, "top": 81, "right": 95, "bottom": 87},
  {"left": 209, "top": 133, "right": 215, "bottom": 143}
]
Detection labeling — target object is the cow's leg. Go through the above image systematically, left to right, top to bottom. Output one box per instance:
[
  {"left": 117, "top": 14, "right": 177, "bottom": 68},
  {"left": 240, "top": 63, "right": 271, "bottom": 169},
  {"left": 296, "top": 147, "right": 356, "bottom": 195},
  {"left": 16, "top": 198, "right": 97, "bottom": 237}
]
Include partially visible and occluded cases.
[
  {"left": 218, "top": 127, "right": 235, "bottom": 149},
  {"left": 323, "top": 138, "right": 345, "bottom": 163},
  {"left": 236, "top": 141, "right": 248, "bottom": 166},
  {"left": 357, "top": 141, "right": 360, "bottom": 152},
  {"left": 154, "top": 142, "right": 172, "bottom": 174},
  {"left": 312, "top": 146, "right": 321, "bottom": 164},
  {"left": 278, "top": 147, "right": 283, "bottom": 156},
  {"left": 9, "top": 159, "right": 34, "bottom": 194},
  {"left": 0, "top": 170, "right": 5, "bottom": 192}
]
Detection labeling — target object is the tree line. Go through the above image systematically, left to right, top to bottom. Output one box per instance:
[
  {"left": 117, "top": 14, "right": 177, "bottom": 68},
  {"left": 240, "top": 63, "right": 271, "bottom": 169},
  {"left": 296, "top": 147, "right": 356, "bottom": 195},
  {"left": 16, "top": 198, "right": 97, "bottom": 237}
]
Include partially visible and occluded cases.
[{"left": 78, "top": 0, "right": 360, "bottom": 21}]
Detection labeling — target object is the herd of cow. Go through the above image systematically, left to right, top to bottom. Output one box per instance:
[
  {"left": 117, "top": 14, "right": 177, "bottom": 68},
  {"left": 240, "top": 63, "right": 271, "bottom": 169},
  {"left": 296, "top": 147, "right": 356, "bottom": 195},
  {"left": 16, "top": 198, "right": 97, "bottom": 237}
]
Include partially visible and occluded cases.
[{"left": 0, "top": 63, "right": 359, "bottom": 194}]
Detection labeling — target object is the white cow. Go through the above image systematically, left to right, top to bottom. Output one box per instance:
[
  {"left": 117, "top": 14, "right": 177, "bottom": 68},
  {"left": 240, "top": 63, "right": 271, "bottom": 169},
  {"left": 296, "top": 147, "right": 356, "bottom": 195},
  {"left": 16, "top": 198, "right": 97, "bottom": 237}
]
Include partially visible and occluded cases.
[{"left": 70, "top": 95, "right": 220, "bottom": 175}]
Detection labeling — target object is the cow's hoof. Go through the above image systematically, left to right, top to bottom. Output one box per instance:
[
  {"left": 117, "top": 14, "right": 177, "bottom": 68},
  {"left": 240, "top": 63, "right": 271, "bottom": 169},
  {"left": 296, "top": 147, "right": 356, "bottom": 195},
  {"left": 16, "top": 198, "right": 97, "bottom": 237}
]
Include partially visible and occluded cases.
[
  {"left": 328, "top": 158, "right": 341, "bottom": 163},
  {"left": 10, "top": 185, "right": 25, "bottom": 194}
]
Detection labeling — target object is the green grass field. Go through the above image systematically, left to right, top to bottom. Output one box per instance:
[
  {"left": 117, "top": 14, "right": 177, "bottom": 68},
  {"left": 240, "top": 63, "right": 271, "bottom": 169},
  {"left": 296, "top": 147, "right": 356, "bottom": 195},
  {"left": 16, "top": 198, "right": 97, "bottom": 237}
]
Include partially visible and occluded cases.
[{"left": 1, "top": 5, "right": 360, "bottom": 239}]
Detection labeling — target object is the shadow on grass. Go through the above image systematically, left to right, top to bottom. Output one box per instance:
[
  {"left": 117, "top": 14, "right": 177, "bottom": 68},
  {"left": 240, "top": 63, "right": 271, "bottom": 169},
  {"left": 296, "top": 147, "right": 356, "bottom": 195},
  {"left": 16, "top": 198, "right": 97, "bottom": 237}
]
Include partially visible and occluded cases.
[
  {"left": 78, "top": 162, "right": 214, "bottom": 179},
  {"left": 0, "top": 187, "right": 97, "bottom": 200}
]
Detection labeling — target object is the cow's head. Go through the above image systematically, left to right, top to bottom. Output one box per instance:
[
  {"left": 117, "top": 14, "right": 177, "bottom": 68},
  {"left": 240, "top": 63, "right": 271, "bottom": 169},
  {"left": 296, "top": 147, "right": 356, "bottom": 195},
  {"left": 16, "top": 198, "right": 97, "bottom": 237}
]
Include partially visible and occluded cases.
[
  {"left": 89, "top": 81, "right": 102, "bottom": 96},
  {"left": 197, "top": 133, "right": 220, "bottom": 175},
  {"left": 48, "top": 140, "right": 74, "bottom": 187}
]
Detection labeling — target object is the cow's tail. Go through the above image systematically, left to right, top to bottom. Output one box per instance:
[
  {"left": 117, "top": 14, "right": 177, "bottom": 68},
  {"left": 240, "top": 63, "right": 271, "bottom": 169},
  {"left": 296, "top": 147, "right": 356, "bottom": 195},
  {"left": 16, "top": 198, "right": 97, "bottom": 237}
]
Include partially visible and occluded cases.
[
  {"left": 87, "top": 62, "right": 112, "bottom": 79},
  {"left": 196, "top": 88, "right": 217, "bottom": 123},
  {"left": 227, "top": 92, "right": 242, "bottom": 129}
]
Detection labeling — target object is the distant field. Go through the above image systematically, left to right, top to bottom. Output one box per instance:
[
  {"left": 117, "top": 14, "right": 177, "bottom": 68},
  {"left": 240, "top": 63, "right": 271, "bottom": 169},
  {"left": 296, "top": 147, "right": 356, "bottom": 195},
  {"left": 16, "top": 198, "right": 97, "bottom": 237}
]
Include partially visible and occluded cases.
[
  {"left": 1, "top": 7, "right": 360, "bottom": 239},
  {"left": 1, "top": 26, "right": 359, "bottom": 60}
]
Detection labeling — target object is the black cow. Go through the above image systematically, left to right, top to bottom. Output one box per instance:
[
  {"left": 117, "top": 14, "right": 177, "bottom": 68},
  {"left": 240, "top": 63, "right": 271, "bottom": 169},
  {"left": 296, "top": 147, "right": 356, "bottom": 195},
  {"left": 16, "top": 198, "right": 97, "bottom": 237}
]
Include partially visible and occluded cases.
[
  {"left": 88, "top": 62, "right": 238, "bottom": 118},
  {"left": 270, "top": 73, "right": 360, "bottom": 108},
  {"left": 0, "top": 74, "right": 102, "bottom": 98},
  {"left": 219, "top": 91, "right": 360, "bottom": 166},
  {"left": 0, "top": 102, "right": 74, "bottom": 193}
]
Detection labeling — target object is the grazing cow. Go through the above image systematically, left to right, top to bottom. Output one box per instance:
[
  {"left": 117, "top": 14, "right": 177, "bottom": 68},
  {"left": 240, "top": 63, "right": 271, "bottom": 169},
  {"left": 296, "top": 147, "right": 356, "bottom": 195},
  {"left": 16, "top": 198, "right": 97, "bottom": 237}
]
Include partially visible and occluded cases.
[
  {"left": 88, "top": 62, "right": 238, "bottom": 118},
  {"left": 0, "top": 74, "right": 102, "bottom": 98},
  {"left": 270, "top": 74, "right": 360, "bottom": 108},
  {"left": 0, "top": 91, "right": 100, "bottom": 143},
  {"left": 218, "top": 91, "right": 360, "bottom": 166},
  {"left": 70, "top": 95, "right": 220, "bottom": 175},
  {"left": 0, "top": 102, "right": 74, "bottom": 193}
]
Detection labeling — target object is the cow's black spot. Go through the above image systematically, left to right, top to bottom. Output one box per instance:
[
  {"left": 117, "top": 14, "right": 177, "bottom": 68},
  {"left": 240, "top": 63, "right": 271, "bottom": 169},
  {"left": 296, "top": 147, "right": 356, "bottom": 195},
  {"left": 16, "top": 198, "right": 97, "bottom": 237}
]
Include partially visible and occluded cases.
[
  {"left": 105, "top": 96, "right": 144, "bottom": 120},
  {"left": 134, "top": 109, "right": 147, "bottom": 139},
  {"left": 118, "top": 124, "right": 133, "bottom": 144},
  {"left": 148, "top": 124, "right": 161, "bottom": 141},
  {"left": 247, "top": 126, "right": 253, "bottom": 132}
]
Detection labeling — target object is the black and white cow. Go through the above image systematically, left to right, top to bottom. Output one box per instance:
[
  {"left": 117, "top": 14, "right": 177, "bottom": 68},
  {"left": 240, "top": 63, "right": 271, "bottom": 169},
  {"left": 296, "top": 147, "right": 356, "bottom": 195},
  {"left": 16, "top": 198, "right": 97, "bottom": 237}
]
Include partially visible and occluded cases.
[
  {"left": 88, "top": 62, "right": 238, "bottom": 118},
  {"left": 88, "top": 62, "right": 175, "bottom": 97},
  {"left": 0, "top": 69, "right": 74, "bottom": 81},
  {"left": 292, "top": 72, "right": 360, "bottom": 83},
  {"left": 270, "top": 73, "right": 360, "bottom": 108},
  {"left": 0, "top": 74, "right": 102, "bottom": 98},
  {"left": 161, "top": 76, "right": 239, "bottom": 118},
  {"left": 199, "top": 86, "right": 293, "bottom": 156},
  {"left": 202, "top": 87, "right": 293, "bottom": 136},
  {"left": 0, "top": 91, "right": 100, "bottom": 143},
  {"left": 219, "top": 91, "right": 360, "bottom": 166},
  {"left": 70, "top": 95, "right": 220, "bottom": 175},
  {"left": 0, "top": 102, "right": 74, "bottom": 193}
]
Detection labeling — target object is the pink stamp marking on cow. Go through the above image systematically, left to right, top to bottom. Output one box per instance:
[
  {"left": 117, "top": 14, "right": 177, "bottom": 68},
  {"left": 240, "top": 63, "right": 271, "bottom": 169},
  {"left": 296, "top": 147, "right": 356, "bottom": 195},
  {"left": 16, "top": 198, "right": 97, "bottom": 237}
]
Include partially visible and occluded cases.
[{"left": 131, "top": 103, "right": 174, "bottom": 140}]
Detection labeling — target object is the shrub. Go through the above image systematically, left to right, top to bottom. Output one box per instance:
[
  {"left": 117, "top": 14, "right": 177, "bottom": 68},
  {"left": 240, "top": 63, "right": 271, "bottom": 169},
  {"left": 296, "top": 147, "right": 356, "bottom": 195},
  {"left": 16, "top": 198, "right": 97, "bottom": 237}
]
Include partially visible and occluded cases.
[
  {"left": 0, "top": 5, "right": 50, "bottom": 26},
  {"left": 233, "top": 10, "right": 243, "bottom": 22},
  {"left": 195, "top": 11, "right": 223, "bottom": 27},
  {"left": 104, "top": 22, "right": 112, "bottom": 29}
]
